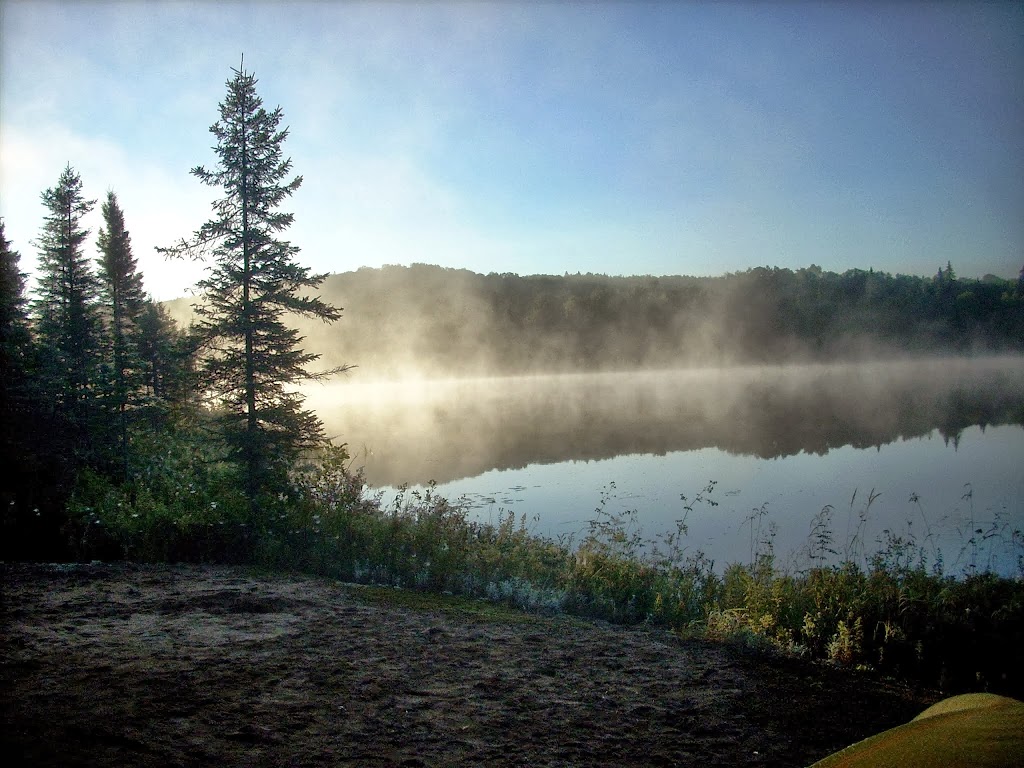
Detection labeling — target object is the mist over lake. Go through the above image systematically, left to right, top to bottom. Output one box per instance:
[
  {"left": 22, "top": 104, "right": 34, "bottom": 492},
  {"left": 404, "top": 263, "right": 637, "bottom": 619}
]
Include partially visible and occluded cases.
[{"left": 307, "top": 356, "right": 1024, "bottom": 577}]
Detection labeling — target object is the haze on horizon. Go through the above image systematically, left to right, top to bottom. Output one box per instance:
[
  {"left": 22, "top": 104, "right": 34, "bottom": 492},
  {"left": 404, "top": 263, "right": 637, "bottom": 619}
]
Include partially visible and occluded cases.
[
  {"left": 2, "top": 1, "right": 1022, "bottom": 301},
  {"left": 302, "top": 355, "right": 1024, "bottom": 487}
]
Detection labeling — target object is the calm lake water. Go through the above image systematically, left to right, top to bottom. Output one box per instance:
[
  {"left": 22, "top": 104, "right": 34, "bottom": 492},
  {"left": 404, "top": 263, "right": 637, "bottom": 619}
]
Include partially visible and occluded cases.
[{"left": 306, "top": 356, "right": 1024, "bottom": 577}]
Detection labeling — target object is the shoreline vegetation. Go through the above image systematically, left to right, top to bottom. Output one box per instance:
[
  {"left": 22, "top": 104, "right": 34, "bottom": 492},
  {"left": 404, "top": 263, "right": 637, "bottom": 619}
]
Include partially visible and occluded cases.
[{"left": 60, "top": 444, "right": 1024, "bottom": 700}]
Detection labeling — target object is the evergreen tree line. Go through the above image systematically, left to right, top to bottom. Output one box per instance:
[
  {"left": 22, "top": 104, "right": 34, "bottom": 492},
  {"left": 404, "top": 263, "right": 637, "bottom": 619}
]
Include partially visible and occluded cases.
[
  {"left": 2, "top": 65, "right": 342, "bottom": 560},
  {"left": 0, "top": 186, "right": 191, "bottom": 558},
  {"left": 285, "top": 261, "right": 1024, "bottom": 377}
]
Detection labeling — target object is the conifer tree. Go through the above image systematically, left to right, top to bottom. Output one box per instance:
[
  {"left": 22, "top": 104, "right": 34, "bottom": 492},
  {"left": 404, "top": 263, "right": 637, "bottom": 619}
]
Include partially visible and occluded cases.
[
  {"left": 165, "top": 64, "right": 346, "bottom": 516},
  {"left": 31, "top": 165, "right": 104, "bottom": 463},
  {"left": 96, "top": 191, "right": 147, "bottom": 477},
  {"left": 0, "top": 220, "right": 33, "bottom": 466},
  {"left": 0, "top": 220, "right": 31, "bottom": 404},
  {"left": 1, "top": 220, "right": 47, "bottom": 556},
  {"left": 137, "top": 300, "right": 192, "bottom": 424}
]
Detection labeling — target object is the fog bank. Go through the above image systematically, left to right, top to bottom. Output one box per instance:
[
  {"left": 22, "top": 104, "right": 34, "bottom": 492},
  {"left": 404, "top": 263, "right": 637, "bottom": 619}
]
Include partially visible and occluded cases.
[
  {"left": 165, "top": 264, "right": 1024, "bottom": 380},
  {"left": 303, "top": 356, "right": 1024, "bottom": 487}
]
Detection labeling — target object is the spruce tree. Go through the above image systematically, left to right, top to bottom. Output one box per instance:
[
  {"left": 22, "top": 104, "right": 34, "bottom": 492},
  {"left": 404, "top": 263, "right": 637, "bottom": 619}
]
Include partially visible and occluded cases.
[
  {"left": 166, "top": 64, "right": 346, "bottom": 516},
  {"left": 31, "top": 165, "right": 104, "bottom": 463},
  {"left": 96, "top": 191, "right": 147, "bottom": 477},
  {"left": 0, "top": 220, "right": 33, "bottom": 473},
  {"left": 0, "top": 220, "right": 31, "bottom": 407},
  {"left": 1, "top": 220, "right": 46, "bottom": 556},
  {"left": 137, "top": 300, "right": 192, "bottom": 425}
]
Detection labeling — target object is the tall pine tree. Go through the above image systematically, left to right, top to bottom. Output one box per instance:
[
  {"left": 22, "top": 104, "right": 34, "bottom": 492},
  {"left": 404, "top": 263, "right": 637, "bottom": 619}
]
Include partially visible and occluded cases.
[
  {"left": 166, "top": 64, "right": 346, "bottom": 516},
  {"left": 31, "top": 165, "right": 104, "bottom": 464},
  {"left": 96, "top": 191, "right": 148, "bottom": 478}
]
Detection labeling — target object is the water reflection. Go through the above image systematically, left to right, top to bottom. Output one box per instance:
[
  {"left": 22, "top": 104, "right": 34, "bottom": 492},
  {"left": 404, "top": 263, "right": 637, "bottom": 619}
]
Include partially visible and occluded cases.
[{"left": 306, "top": 356, "right": 1024, "bottom": 488}]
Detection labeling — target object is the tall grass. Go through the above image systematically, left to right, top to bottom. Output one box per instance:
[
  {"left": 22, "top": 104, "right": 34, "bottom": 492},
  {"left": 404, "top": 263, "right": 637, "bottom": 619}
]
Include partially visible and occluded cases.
[{"left": 67, "top": 442, "right": 1024, "bottom": 697}]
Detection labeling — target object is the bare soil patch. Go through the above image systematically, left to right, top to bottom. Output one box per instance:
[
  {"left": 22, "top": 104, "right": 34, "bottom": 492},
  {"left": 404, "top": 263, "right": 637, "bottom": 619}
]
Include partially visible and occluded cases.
[{"left": 1, "top": 563, "right": 938, "bottom": 767}]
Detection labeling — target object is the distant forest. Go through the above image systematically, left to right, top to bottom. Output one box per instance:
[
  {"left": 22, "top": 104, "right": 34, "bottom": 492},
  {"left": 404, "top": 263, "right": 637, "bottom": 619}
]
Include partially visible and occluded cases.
[{"left": 166, "top": 262, "right": 1024, "bottom": 378}]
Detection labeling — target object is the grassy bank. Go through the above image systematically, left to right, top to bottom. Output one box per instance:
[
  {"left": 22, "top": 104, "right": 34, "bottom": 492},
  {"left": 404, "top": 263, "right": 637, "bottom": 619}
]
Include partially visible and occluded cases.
[{"left": 63, "top": 442, "right": 1024, "bottom": 698}]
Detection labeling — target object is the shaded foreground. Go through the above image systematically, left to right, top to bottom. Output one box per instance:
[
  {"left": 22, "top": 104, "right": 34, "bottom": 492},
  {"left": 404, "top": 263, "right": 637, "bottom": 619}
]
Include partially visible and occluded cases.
[{"left": 1, "top": 564, "right": 940, "bottom": 767}]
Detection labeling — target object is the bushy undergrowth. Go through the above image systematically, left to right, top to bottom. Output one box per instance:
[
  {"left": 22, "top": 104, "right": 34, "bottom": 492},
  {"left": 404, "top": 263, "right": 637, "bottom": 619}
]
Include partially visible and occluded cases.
[
  {"left": 66, "top": 427, "right": 255, "bottom": 563},
  {"left": 66, "top": 441, "right": 1024, "bottom": 697}
]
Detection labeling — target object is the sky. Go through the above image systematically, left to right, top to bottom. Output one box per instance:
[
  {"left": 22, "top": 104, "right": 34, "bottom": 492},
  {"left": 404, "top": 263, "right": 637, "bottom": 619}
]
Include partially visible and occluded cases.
[{"left": 1, "top": 1, "right": 1022, "bottom": 301}]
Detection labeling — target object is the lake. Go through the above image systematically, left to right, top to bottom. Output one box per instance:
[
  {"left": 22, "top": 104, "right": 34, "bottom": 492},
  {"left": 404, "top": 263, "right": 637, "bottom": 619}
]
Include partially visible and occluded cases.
[{"left": 305, "top": 356, "right": 1024, "bottom": 577}]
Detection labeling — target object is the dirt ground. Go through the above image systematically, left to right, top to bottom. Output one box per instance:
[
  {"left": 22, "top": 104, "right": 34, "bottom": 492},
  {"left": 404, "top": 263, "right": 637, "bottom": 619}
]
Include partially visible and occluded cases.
[{"left": 1, "top": 562, "right": 940, "bottom": 767}]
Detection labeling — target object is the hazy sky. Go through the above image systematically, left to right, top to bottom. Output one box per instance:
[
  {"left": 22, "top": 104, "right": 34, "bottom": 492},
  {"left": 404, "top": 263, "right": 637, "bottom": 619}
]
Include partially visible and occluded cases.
[{"left": 2, "top": 1, "right": 1022, "bottom": 300}]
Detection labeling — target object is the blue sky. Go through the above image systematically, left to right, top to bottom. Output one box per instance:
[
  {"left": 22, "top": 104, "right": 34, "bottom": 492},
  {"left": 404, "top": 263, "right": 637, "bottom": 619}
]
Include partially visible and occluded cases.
[{"left": 1, "top": 1, "right": 1022, "bottom": 300}]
